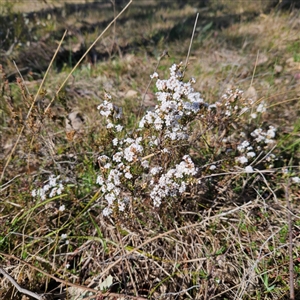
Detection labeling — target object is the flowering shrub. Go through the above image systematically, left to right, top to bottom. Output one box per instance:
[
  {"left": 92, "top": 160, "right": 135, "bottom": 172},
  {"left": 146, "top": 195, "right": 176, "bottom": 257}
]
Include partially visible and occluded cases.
[{"left": 94, "top": 63, "right": 279, "bottom": 216}]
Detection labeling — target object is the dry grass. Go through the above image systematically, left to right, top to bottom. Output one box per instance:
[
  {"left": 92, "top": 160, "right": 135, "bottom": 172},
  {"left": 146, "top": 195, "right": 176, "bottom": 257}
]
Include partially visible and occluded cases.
[{"left": 0, "top": 1, "right": 300, "bottom": 299}]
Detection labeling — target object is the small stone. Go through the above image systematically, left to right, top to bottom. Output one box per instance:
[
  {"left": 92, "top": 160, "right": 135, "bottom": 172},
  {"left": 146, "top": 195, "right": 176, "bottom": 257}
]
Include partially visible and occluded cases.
[
  {"left": 274, "top": 64, "right": 283, "bottom": 73},
  {"left": 125, "top": 90, "right": 138, "bottom": 99}
]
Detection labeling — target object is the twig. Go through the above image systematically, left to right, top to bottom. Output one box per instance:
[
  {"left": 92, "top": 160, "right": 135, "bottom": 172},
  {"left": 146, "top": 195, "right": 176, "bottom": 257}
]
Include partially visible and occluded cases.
[
  {"left": 183, "top": 13, "right": 199, "bottom": 76},
  {"left": 250, "top": 50, "right": 259, "bottom": 87},
  {"left": 13, "top": 60, "right": 30, "bottom": 95},
  {"left": 0, "top": 174, "right": 22, "bottom": 192},
  {"left": 285, "top": 180, "right": 295, "bottom": 300},
  {"left": 98, "top": 201, "right": 253, "bottom": 281},
  {"left": 234, "top": 226, "right": 283, "bottom": 299},
  {"left": 116, "top": 228, "right": 139, "bottom": 296},
  {"left": 0, "top": 253, "right": 147, "bottom": 300},
  {"left": 0, "top": 253, "right": 99, "bottom": 294},
  {"left": 0, "top": 267, "right": 45, "bottom": 300},
  {"left": 160, "top": 284, "right": 200, "bottom": 298}
]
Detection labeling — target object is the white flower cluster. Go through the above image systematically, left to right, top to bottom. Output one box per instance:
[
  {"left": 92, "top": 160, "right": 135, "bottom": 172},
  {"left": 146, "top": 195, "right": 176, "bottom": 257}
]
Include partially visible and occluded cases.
[
  {"left": 95, "top": 63, "right": 279, "bottom": 215},
  {"left": 139, "top": 64, "right": 205, "bottom": 141},
  {"left": 94, "top": 65, "right": 205, "bottom": 215},
  {"left": 96, "top": 65, "right": 205, "bottom": 215},
  {"left": 205, "top": 88, "right": 277, "bottom": 173},
  {"left": 209, "top": 89, "right": 246, "bottom": 117},
  {"left": 97, "top": 100, "right": 123, "bottom": 131},
  {"left": 250, "top": 101, "right": 267, "bottom": 119},
  {"left": 256, "top": 102, "right": 267, "bottom": 113},
  {"left": 235, "top": 126, "right": 277, "bottom": 167},
  {"left": 251, "top": 126, "right": 276, "bottom": 144},
  {"left": 96, "top": 137, "right": 145, "bottom": 216},
  {"left": 235, "top": 139, "right": 256, "bottom": 165},
  {"left": 149, "top": 155, "right": 197, "bottom": 207},
  {"left": 31, "top": 174, "right": 64, "bottom": 201},
  {"left": 61, "top": 233, "right": 69, "bottom": 245}
]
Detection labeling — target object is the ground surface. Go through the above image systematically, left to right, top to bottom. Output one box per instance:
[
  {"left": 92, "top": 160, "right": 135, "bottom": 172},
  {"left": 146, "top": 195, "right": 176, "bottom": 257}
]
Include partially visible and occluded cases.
[{"left": 0, "top": 1, "right": 299, "bottom": 299}]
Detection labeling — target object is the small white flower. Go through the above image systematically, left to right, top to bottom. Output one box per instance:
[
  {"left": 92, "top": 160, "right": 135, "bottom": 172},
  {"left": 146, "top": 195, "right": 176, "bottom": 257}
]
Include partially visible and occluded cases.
[
  {"left": 150, "top": 72, "right": 159, "bottom": 79},
  {"left": 256, "top": 102, "right": 266, "bottom": 113},
  {"left": 100, "top": 110, "right": 110, "bottom": 117},
  {"left": 225, "top": 110, "right": 231, "bottom": 116},
  {"left": 115, "top": 125, "right": 123, "bottom": 132},
  {"left": 267, "top": 126, "right": 276, "bottom": 139},
  {"left": 112, "top": 138, "right": 118, "bottom": 146},
  {"left": 237, "top": 141, "right": 250, "bottom": 152},
  {"left": 247, "top": 151, "right": 256, "bottom": 158},
  {"left": 113, "top": 152, "right": 123, "bottom": 162},
  {"left": 237, "top": 156, "right": 248, "bottom": 164},
  {"left": 141, "top": 160, "right": 149, "bottom": 168},
  {"left": 104, "top": 163, "right": 111, "bottom": 169},
  {"left": 209, "top": 165, "right": 217, "bottom": 170},
  {"left": 245, "top": 166, "right": 254, "bottom": 173},
  {"left": 150, "top": 167, "right": 162, "bottom": 175},
  {"left": 125, "top": 172, "right": 132, "bottom": 179},
  {"left": 49, "top": 175, "right": 59, "bottom": 187},
  {"left": 96, "top": 175, "right": 104, "bottom": 185},
  {"left": 291, "top": 176, "right": 300, "bottom": 184},
  {"left": 106, "top": 182, "right": 115, "bottom": 192},
  {"left": 179, "top": 182, "right": 186, "bottom": 193},
  {"left": 56, "top": 183, "right": 64, "bottom": 195},
  {"left": 43, "top": 184, "right": 51, "bottom": 192},
  {"left": 49, "top": 187, "right": 57, "bottom": 198},
  {"left": 31, "top": 189, "right": 37, "bottom": 197},
  {"left": 39, "top": 190, "right": 46, "bottom": 201},
  {"left": 105, "top": 193, "right": 115, "bottom": 205},
  {"left": 118, "top": 199, "right": 127, "bottom": 211},
  {"left": 59, "top": 205, "right": 65, "bottom": 212},
  {"left": 103, "top": 207, "right": 112, "bottom": 216},
  {"left": 61, "top": 233, "right": 68, "bottom": 239}
]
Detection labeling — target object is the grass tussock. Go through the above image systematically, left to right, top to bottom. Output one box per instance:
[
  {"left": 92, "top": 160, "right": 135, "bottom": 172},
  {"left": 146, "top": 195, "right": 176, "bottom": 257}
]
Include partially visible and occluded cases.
[{"left": 0, "top": 1, "right": 300, "bottom": 299}]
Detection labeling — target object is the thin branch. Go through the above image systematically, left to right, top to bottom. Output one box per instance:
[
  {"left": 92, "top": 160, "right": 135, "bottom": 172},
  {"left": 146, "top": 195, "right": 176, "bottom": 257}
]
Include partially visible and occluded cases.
[
  {"left": 183, "top": 13, "right": 199, "bottom": 76},
  {"left": 250, "top": 50, "right": 259, "bottom": 87},
  {"left": 12, "top": 61, "right": 30, "bottom": 95},
  {"left": 285, "top": 180, "right": 295, "bottom": 300},
  {"left": 98, "top": 201, "right": 253, "bottom": 281},
  {"left": 117, "top": 229, "right": 139, "bottom": 296},
  {"left": 0, "top": 253, "right": 147, "bottom": 300},
  {"left": 0, "top": 254, "right": 99, "bottom": 294},
  {"left": 0, "top": 267, "right": 45, "bottom": 300},
  {"left": 160, "top": 284, "right": 200, "bottom": 298}
]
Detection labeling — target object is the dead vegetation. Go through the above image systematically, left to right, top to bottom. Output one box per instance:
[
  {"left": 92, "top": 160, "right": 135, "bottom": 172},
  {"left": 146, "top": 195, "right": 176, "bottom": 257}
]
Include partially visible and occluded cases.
[{"left": 0, "top": 1, "right": 299, "bottom": 299}]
